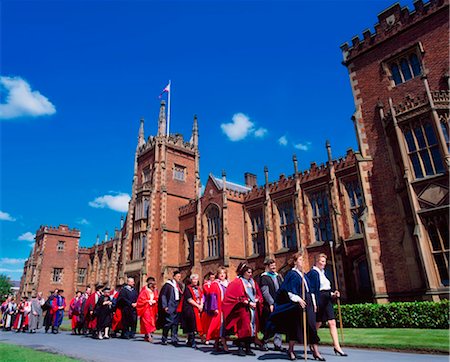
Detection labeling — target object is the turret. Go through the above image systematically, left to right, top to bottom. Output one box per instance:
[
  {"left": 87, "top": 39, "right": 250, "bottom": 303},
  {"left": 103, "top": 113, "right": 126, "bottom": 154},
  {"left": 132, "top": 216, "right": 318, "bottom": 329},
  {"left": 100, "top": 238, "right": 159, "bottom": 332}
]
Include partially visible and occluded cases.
[
  {"left": 157, "top": 101, "right": 166, "bottom": 137},
  {"left": 191, "top": 115, "right": 199, "bottom": 147}
]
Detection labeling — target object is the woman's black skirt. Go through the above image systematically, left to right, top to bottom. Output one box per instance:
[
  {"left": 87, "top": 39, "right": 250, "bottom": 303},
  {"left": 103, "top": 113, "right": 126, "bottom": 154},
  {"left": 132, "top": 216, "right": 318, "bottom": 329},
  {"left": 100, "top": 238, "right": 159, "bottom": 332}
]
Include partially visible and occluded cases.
[{"left": 316, "top": 290, "right": 335, "bottom": 323}]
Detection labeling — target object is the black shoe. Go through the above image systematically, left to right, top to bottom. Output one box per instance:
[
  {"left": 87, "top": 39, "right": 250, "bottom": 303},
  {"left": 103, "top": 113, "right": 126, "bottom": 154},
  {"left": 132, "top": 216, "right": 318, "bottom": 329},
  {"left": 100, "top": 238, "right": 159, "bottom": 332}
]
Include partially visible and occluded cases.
[
  {"left": 161, "top": 340, "right": 168, "bottom": 345},
  {"left": 260, "top": 343, "right": 269, "bottom": 351},
  {"left": 274, "top": 345, "right": 287, "bottom": 352},
  {"left": 237, "top": 347, "right": 246, "bottom": 357},
  {"left": 334, "top": 348, "right": 348, "bottom": 357},
  {"left": 245, "top": 349, "right": 256, "bottom": 356},
  {"left": 287, "top": 351, "right": 297, "bottom": 361},
  {"left": 313, "top": 353, "right": 326, "bottom": 361}
]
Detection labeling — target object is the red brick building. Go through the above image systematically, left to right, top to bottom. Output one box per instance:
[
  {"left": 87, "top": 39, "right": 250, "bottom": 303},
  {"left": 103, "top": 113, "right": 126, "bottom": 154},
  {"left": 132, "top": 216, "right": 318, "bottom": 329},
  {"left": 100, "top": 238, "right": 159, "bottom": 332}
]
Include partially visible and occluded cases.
[
  {"left": 20, "top": 0, "right": 449, "bottom": 303},
  {"left": 340, "top": 0, "right": 449, "bottom": 301}
]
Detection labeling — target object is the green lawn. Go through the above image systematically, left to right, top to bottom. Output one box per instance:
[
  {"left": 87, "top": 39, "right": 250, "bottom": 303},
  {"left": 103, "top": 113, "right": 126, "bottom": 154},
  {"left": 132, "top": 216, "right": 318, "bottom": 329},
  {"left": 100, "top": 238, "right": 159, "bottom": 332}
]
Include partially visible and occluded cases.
[
  {"left": 317, "top": 328, "right": 449, "bottom": 353},
  {"left": 0, "top": 343, "right": 82, "bottom": 362}
]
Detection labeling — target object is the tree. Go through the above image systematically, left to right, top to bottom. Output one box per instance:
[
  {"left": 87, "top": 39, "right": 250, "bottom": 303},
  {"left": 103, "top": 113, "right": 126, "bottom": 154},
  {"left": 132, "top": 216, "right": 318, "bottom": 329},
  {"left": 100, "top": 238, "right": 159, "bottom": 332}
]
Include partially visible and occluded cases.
[{"left": 0, "top": 274, "right": 13, "bottom": 299}]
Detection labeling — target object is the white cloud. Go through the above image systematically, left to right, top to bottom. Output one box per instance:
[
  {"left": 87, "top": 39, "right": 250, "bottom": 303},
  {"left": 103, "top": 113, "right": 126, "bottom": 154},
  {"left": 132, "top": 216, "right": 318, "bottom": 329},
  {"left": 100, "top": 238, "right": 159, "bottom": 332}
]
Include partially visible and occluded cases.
[
  {"left": 0, "top": 76, "right": 56, "bottom": 120},
  {"left": 220, "top": 113, "right": 269, "bottom": 142},
  {"left": 221, "top": 113, "right": 254, "bottom": 141},
  {"left": 254, "top": 127, "right": 268, "bottom": 138},
  {"left": 278, "top": 135, "right": 288, "bottom": 146},
  {"left": 294, "top": 142, "right": 312, "bottom": 151},
  {"left": 89, "top": 192, "right": 131, "bottom": 212},
  {"left": 0, "top": 210, "right": 16, "bottom": 221},
  {"left": 77, "top": 218, "right": 90, "bottom": 225},
  {"left": 18, "top": 232, "right": 35, "bottom": 242},
  {"left": 0, "top": 258, "right": 26, "bottom": 265},
  {"left": 0, "top": 268, "right": 23, "bottom": 273}
]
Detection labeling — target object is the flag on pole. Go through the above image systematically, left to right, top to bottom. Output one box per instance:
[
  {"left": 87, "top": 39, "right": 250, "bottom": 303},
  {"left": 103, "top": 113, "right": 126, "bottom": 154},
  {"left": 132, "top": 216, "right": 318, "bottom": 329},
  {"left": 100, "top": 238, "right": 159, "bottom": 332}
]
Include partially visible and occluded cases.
[{"left": 159, "top": 82, "right": 170, "bottom": 98}]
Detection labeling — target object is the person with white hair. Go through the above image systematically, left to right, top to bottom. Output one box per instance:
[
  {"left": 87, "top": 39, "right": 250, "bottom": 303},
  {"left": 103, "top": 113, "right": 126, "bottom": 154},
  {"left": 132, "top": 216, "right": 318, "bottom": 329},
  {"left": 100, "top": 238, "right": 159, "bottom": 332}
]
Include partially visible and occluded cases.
[
  {"left": 181, "top": 274, "right": 204, "bottom": 348},
  {"left": 117, "top": 277, "right": 138, "bottom": 339}
]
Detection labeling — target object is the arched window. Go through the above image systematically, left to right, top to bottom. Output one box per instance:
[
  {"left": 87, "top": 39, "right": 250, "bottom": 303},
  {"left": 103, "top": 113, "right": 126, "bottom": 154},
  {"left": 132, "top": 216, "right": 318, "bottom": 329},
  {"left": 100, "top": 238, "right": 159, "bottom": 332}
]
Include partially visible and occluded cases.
[
  {"left": 409, "top": 53, "right": 422, "bottom": 76},
  {"left": 400, "top": 58, "right": 412, "bottom": 81},
  {"left": 390, "top": 63, "right": 402, "bottom": 85},
  {"left": 403, "top": 120, "right": 445, "bottom": 179},
  {"left": 309, "top": 191, "right": 332, "bottom": 242},
  {"left": 277, "top": 200, "right": 297, "bottom": 249},
  {"left": 206, "top": 205, "right": 221, "bottom": 258},
  {"left": 249, "top": 209, "right": 265, "bottom": 255}
]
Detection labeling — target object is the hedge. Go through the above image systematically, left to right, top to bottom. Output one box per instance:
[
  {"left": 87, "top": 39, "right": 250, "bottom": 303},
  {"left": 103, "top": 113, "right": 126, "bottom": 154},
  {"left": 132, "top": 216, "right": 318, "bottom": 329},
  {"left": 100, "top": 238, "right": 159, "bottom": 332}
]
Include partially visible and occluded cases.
[{"left": 334, "top": 300, "right": 449, "bottom": 329}]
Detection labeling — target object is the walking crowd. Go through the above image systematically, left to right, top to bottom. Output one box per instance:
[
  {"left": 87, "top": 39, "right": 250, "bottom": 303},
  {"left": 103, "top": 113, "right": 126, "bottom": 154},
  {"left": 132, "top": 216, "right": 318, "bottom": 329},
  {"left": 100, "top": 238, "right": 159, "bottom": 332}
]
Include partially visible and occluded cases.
[{"left": 1, "top": 250, "right": 348, "bottom": 360}]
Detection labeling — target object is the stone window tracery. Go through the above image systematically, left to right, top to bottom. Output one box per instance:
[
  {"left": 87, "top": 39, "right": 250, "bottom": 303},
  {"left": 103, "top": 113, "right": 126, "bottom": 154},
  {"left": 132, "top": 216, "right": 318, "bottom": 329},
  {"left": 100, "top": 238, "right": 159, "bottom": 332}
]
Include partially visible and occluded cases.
[
  {"left": 388, "top": 51, "right": 422, "bottom": 85},
  {"left": 403, "top": 120, "right": 445, "bottom": 179},
  {"left": 345, "top": 180, "right": 363, "bottom": 234},
  {"left": 309, "top": 191, "right": 332, "bottom": 242},
  {"left": 277, "top": 199, "right": 297, "bottom": 249},
  {"left": 206, "top": 205, "right": 221, "bottom": 258},
  {"left": 249, "top": 209, "right": 265, "bottom": 255},
  {"left": 424, "top": 214, "right": 449, "bottom": 286}
]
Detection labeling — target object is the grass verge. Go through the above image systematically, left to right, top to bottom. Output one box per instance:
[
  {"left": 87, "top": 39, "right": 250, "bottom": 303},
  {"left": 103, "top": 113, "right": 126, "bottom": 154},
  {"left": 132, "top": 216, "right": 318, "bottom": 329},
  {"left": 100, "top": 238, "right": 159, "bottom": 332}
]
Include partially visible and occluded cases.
[
  {"left": 317, "top": 328, "right": 449, "bottom": 353},
  {"left": 0, "top": 342, "right": 82, "bottom": 362}
]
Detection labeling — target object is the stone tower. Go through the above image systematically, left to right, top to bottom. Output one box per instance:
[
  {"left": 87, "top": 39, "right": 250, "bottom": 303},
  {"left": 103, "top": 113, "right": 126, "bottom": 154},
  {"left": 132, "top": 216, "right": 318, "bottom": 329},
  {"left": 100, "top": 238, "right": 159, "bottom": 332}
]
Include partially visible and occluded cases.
[{"left": 120, "top": 101, "right": 200, "bottom": 287}]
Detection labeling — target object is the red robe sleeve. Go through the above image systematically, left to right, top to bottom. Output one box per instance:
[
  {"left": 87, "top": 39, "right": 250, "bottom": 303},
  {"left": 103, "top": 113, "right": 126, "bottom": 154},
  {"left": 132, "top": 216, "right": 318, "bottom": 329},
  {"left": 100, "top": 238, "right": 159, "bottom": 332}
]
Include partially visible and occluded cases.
[
  {"left": 222, "top": 278, "right": 247, "bottom": 331},
  {"left": 136, "top": 287, "right": 150, "bottom": 317}
]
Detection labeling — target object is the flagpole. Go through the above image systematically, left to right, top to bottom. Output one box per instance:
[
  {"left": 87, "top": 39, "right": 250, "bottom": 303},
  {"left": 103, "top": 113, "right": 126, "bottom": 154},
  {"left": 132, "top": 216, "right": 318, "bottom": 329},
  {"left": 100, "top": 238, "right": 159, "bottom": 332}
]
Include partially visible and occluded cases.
[{"left": 166, "top": 80, "right": 171, "bottom": 136}]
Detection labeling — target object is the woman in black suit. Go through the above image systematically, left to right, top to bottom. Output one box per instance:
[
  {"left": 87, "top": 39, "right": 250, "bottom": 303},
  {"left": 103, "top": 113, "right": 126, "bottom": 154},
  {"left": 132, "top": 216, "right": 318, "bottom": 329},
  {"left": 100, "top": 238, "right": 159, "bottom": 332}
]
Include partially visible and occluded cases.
[{"left": 307, "top": 253, "right": 347, "bottom": 357}]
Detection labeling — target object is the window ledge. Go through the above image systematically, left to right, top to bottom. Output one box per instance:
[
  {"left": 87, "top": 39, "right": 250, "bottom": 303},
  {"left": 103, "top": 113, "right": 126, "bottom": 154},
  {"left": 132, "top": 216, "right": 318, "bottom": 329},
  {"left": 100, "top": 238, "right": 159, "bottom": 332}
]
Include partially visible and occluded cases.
[
  {"left": 411, "top": 173, "right": 446, "bottom": 184},
  {"left": 343, "top": 234, "right": 364, "bottom": 243},
  {"left": 305, "top": 241, "right": 327, "bottom": 249},
  {"left": 274, "top": 247, "right": 296, "bottom": 255},
  {"left": 200, "top": 256, "right": 221, "bottom": 263}
]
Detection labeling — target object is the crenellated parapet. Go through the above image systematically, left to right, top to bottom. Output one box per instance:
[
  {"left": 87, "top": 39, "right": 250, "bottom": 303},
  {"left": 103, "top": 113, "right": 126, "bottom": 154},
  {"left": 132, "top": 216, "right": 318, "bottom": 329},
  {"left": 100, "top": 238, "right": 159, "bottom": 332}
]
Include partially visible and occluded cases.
[
  {"left": 340, "top": 0, "right": 448, "bottom": 64},
  {"left": 36, "top": 224, "right": 80, "bottom": 238}
]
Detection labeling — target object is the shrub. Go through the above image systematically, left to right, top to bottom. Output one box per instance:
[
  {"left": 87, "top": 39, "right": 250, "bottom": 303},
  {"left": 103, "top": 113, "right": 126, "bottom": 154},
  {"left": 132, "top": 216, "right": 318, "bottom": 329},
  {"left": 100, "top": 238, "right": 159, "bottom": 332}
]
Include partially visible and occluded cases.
[{"left": 335, "top": 300, "right": 449, "bottom": 329}]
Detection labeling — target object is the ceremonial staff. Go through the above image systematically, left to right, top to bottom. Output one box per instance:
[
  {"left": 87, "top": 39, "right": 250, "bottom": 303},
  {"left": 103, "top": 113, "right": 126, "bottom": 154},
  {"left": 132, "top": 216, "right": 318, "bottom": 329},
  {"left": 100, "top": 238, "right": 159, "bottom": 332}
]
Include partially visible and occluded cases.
[
  {"left": 329, "top": 239, "right": 344, "bottom": 342},
  {"left": 301, "top": 256, "right": 308, "bottom": 361}
]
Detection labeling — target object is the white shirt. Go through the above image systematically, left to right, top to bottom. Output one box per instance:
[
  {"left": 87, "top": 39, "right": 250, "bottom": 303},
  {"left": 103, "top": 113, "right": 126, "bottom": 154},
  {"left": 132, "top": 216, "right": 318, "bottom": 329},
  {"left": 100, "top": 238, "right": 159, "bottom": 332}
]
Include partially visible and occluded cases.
[
  {"left": 313, "top": 266, "right": 332, "bottom": 291},
  {"left": 288, "top": 268, "right": 317, "bottom": 308},
  {"left": 167, "top": 280, "right": 180, "bottom": 301}
]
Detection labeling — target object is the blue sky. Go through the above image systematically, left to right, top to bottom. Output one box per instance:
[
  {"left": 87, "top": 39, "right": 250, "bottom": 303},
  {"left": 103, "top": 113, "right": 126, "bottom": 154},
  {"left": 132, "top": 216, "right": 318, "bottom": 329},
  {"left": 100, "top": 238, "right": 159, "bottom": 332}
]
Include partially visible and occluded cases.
[{"left": 0, "top": 0, "right": 415, "bottom": 281}]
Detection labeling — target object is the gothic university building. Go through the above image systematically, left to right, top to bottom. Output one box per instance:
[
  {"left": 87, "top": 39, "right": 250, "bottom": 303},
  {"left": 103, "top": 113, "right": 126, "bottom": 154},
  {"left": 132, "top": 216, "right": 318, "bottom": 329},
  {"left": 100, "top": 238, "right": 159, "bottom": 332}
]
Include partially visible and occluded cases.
[{"left": 20, "top": 0, "right": 449, "bottom": 304}]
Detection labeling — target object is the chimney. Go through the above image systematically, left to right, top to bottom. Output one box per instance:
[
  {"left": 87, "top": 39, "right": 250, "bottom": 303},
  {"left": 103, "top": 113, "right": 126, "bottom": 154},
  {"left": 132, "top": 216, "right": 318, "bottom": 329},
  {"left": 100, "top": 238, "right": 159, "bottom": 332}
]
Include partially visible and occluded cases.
[{"left": 244, "top": 172, "right": 257, "bottom": 187}]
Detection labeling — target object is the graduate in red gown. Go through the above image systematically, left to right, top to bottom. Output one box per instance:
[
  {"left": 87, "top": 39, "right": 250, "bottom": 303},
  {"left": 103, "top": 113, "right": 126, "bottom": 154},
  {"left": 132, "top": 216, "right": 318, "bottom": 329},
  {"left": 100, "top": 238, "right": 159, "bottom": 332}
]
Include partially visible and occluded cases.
[
  {"left": 222, "top": 262, "right": 263, "bottom": 357},
  {"left": 203, "top": 267, "right": 229, "bottom": 352},
  {"left": 200, "top": 272, "right": 215, "bottom": 343},
  {"left": 181, "top": 274, "right": 203, "bottom": 348},
  {"left": 136, "top": 277, "right": 159, "bottom": 342},
  {"left": 84, "top": 284, "right": 103, "bottom": 337},
  {"left": 111, "top": 284, "right": 123, "bottom": 337},
  {"left": 50, "top": 289, "right": 66, "bottom": 334},
  {"left": 69, "top": 291, "right": 83, "bottom": 334},
  {"left": 13, "top": 297, "right": 30, "bottom": 332}
]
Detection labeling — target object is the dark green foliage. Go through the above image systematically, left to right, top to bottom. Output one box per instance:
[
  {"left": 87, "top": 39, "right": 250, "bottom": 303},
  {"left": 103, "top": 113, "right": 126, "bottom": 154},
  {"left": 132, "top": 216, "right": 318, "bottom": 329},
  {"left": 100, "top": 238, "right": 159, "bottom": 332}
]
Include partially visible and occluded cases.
[
  {"left": 0, "top": 274, "right": 13, "bottom": 300},
  {"left": 336, "top": 300, "right": 449, "bottom": 329}
]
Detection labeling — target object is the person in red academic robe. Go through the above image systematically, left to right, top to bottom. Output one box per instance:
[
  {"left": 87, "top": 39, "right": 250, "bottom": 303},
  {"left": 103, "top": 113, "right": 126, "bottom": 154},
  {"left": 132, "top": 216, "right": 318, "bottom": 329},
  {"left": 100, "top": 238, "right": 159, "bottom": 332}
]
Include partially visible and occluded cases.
[
  {"left": 222, "top": 262, "right": 263, "bottom": 357},
  {"left": 203, "top": 267, "right": 229, "bottom": 352},
  {"left": 200, "top": 271, "right": 214, "bottom": 343},
  {"left": 181, "top": 274, "right": 203, "bottom": 348},
  {"left": 136, "top": 277, "right": 159, "bottom": 342},
  {"left": 111, "top": 284, "right": 123, "bottom": 337},
  {"left": 84, "top": 285, "right": 103, "bottom": 337},
  {"left": 50, "top": 290, "right": 66, "bottom": 334},
  {"left": 69, "top": 291, "right": 83, "bottom": 334},
  {"left": 13, "top": 297, "right": 30, "bottom": 332}
]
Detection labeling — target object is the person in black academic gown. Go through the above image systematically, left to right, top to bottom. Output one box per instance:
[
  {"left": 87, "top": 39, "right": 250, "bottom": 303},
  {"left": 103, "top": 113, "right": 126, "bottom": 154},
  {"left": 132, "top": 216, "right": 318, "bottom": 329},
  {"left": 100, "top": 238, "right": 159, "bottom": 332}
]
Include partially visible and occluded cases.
[
  {"left": 268, "top": 250, "right": 324, "bottom": 361},
  {"left": 260, "top": 258, "right": 285, "bottom": 351},
  {"left": 157, "top": 270, "right": 183, "bottom": 345},
  {"left": 117, "top": 278, "right": 138, "bottom": 339},
  {"left": 94, "top": 287, "right": 113, "bottom": 339}
]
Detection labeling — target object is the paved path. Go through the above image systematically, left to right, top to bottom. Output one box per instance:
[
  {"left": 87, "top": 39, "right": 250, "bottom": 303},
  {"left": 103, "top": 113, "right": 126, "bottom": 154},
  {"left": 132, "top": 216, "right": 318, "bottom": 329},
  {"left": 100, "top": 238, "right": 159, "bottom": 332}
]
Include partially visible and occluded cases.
[{"left": 0, "top": 330, "right": 447, "bottom": 362}]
